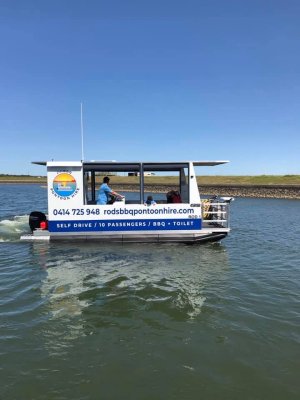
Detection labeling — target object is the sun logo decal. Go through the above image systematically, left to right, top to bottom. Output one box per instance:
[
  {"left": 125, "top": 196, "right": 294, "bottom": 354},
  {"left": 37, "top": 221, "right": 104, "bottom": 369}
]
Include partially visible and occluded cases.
[{"left": 52, "top": 173, "right": 78, "bottom": 199}]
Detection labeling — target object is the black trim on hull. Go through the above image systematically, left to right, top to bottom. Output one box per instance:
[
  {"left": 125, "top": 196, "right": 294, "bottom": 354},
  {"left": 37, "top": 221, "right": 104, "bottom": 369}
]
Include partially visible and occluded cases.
[{"left": 47, "top": 232, "right": 228, "bottom": 244}]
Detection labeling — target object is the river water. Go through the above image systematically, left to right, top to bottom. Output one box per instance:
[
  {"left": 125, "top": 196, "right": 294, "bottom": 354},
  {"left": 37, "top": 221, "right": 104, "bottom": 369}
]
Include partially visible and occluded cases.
[{"left": 0, "top": 184, "right": 299, "bottom": 400}]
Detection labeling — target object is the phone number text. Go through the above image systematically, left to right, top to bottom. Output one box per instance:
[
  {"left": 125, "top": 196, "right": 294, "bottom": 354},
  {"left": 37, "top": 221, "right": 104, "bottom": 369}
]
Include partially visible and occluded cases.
[{"left": 52, "top": 208, "right": 100, "bottom": 216}]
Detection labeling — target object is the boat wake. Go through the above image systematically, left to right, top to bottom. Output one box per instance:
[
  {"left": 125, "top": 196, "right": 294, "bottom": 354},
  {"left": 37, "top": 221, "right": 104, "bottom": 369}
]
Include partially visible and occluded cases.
[{"left": 0, "top": 215, "right": 29, "bottom": 242}]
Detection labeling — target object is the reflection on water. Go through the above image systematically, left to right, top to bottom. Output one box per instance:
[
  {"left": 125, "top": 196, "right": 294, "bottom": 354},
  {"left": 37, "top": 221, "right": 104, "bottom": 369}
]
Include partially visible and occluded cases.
[
  {"left": 1, "top": 189, "right": 300, "bottom": 399},
  {"left": 31, "top": 241, "right": 230, "bottom": 353}
]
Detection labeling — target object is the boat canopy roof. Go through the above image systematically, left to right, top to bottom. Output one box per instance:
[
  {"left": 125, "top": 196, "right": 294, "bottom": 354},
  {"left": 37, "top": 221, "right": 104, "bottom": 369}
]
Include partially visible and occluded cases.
[{"left": 32, "top": 160, "right": 229, "bottom": 171}]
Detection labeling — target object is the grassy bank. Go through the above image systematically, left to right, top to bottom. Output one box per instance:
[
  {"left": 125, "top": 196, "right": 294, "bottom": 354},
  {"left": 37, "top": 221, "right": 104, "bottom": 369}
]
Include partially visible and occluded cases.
[
  {"left": 1, "top": 174, "right": 300, "bottom": 186},
  {"left": 0, "top": 175, "right": 46, "bottom": 183}
]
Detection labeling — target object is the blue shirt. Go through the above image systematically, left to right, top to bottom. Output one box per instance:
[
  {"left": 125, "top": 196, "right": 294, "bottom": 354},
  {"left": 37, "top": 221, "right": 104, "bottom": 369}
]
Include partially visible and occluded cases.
[
  {"left": 97, "top": 183, "right": 112, "bottom": 205},
  {"left": 145, "top": 199, "right": 156, "bottom": 206}
]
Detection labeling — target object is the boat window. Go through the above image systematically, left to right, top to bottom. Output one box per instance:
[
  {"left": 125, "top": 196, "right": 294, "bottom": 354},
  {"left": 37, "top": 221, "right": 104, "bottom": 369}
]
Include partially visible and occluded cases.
[
  {"left": 82, "top": 163, "right": 190, "bottom": 205},
  {"left": 180, "top": 167, "right": 189, "bottom": 203},
  {"left": 84, "top": 171, "right": 96, "bottom": 204}
]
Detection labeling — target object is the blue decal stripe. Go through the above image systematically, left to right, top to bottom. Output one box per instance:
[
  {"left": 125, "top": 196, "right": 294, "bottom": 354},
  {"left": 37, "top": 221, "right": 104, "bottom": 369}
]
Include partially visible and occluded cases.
[{"left": 48, "top": 218, "right": 201, "bottom": 232}]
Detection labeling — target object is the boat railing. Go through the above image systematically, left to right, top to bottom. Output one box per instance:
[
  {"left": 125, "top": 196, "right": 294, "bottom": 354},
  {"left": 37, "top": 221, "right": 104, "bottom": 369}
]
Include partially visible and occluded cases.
[{"left": 201, "top": 197, "right": 233, "bottom": 228}]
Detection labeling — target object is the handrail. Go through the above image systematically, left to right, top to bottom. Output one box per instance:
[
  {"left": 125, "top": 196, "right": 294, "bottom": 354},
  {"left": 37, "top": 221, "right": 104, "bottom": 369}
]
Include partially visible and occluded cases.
[{"left": 201, "top": 200, "right": 231, "bottom": 228}]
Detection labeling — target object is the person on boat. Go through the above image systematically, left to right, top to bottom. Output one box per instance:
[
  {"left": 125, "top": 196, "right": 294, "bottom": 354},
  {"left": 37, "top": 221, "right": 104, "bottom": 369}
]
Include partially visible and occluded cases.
[
  {"left": 97, "top": 176, "right": 124, "bottom": 205},
  {"left": 166, "top": 190, "right": 182, "bottom": 203},
  {"left": 144, "top": 195, "right": 156, "bottom": 206}
]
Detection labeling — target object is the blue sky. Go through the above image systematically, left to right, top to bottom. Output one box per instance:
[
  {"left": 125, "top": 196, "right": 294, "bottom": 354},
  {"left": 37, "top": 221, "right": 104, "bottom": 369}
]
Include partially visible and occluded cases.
[{"left": 0, "top": 0, "right": 299, "bottom": 176}]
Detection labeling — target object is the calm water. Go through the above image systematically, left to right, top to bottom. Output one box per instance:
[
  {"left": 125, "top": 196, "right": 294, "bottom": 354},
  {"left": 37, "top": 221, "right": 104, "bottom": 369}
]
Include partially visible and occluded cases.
[{"left": 0, "top": 184, "right": 299, "bottom": 400}]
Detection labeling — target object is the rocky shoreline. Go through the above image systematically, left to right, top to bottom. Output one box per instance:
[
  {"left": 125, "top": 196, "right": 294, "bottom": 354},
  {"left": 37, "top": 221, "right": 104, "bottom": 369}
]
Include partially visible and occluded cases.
[
  {"left": 0, "top": 180, "right": 299, "bottom": 199},
  {"left": 113, "top": 184, "right": 300, "bottom": 200},
  {"left": 199, "top": 184, "right": 300, "bottom": 199}
]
